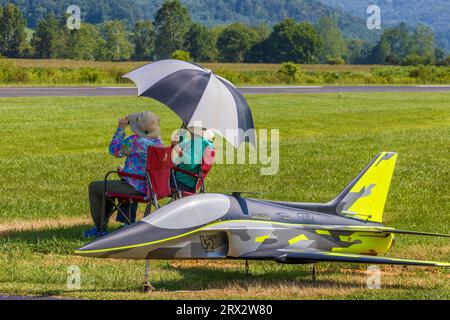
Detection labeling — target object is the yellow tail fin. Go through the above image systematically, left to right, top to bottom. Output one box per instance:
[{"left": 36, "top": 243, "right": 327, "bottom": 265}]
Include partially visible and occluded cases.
[{"left": 336, "top": 152, "right": 398, "bottom": 223}]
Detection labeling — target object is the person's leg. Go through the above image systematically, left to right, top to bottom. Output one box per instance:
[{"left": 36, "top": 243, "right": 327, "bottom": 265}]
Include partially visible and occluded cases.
[
  {"left": 88, "top": 180, "right": 143, "bottom": 232},
  {"left": 88, "top": 181, "right": 112, "bottom": 232},
  {"left": 109, "top": 181, "right": 142, "bottom": 224},
  {"left": 116, "top": 202, "right": 138, "bottom": 224}
]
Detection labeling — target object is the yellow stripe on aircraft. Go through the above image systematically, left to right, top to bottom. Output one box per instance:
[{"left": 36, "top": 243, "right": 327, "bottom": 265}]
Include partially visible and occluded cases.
[
  {"left": 288, "top": 234, "right": 309, "bottom": 245},
  {"left": 255, "top": 235, "right": 270, "bottom": 243}
]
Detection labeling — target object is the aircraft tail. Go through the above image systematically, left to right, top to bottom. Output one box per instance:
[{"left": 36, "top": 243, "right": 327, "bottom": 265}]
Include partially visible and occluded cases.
[{"left": 332, "top": 152, "right": 398, "bottom": 223}]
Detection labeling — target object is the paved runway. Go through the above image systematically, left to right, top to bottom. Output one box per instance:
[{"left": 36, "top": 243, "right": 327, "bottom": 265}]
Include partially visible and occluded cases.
[{"left": 0, "top": 85, "right": 450, "bottom": 97}]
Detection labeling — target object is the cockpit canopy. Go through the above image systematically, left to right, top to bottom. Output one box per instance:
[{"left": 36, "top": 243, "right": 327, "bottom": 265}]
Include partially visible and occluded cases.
[{"left": 143, "top": 193, "right": 231, "bottom": 229}]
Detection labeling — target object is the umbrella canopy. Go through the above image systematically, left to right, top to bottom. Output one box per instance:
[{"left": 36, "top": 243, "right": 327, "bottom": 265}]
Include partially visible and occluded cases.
[{"left": 123, "top": 59, "right": 255, "bottom": 148}]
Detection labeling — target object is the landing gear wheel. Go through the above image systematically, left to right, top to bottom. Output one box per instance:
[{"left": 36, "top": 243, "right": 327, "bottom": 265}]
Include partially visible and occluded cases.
[
  {"left": 142, "top": 259, "right": 154, "bottom": 292},
  {"left": 143, "top": 282, "right": 155, "bottom": 293}
]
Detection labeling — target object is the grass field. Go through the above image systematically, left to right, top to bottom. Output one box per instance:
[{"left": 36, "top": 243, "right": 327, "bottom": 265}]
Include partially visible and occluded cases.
[{"left": 0, "top": 93, "right": 449, "bottom": 299}]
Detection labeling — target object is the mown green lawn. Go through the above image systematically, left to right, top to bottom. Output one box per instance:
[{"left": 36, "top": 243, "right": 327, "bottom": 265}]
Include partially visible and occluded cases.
[{"left": 0, "top": 93, "right": 448, "bottom": 299}]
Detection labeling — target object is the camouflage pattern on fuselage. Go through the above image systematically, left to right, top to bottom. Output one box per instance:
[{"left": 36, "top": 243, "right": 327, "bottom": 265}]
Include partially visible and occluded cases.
[{"left": 75, "top": 193, "right": 393, "bottom": 260}]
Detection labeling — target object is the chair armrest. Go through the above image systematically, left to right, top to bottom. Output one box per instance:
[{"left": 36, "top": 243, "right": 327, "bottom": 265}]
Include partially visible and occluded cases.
[
  {"left": 103, "top": 171, "right": 146, "bottom": 198},
  {"left": 116, "top": 171, "right": 146, "bottom": 181}
]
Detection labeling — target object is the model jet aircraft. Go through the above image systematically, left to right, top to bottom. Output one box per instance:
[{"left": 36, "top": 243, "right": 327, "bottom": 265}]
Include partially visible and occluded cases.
[{"left": 76, "top": 152, "right": 449, "bottom": 288}]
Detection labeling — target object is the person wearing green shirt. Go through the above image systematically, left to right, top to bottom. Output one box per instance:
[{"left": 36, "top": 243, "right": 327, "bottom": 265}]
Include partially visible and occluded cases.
[{"left": 171, "top": 126, "right": 215, "bottom": 192}]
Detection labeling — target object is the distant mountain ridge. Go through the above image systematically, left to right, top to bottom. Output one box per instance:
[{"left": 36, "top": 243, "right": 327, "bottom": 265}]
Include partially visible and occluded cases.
[
  {"left": 1, "top": 0, "right": 378, "bottom": 42},
  {"left": 318, "top": 0, "right": 450, "bottom": 51}
]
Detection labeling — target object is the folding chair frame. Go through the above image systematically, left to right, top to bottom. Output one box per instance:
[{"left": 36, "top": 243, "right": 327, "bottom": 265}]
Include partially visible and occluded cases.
[
  {"left": 170, "top": 146, "right": 215, "bottom": 197},
  {"left": 101, "top": 169, "right": 178, "bottom": 231}
]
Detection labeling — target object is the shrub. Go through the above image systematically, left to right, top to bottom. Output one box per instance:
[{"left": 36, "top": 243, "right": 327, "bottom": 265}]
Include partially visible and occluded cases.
[
  {"left": 171, "top": 50, "right": 192, "bottom": 62},
  {"left": 402, "top": 54, "right": 428, "bottom": 66},
  {"left": 326, "top": 56, "right": 345, "bottom": 65},
  {"left": 436, "top": 56, "right": 450, "bottom": 66},
  {"left": 0, "top": 58, "right": 18, "bottom": 83},
  {"left": 277, "top": 62, "right": 301, "bottom": 83},
  {"left": 409, "top": 65, "right": 435, "bottom": 82},
  {"left": 370, "top": 66, "right": 409, "bottom": 78},
  {"left": 78, "top": 68, "right": 105, "bottom": 83},
  {"left": 214, "top": 68, "right": 240, "bottom": 84},
  {"left": 323, "top": 72, "right": 342, "bottom": 84}
]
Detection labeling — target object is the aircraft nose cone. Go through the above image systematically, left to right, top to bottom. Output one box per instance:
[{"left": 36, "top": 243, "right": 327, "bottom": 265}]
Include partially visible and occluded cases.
[{"left": 75, "top": 221, "right": 155, "bottom": 259}]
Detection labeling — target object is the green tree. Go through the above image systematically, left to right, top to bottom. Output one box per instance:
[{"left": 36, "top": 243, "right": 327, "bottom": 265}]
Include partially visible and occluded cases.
[
  {"left": 154, "top": 0, "right": 192, "bottom": 59},
  {"left": 0, "top": 4, "right": 26, "bottom": 57},
  {"left": 31, "top": 14, "right": 59, "bottom": 58},
  {"left": 32, "top": 14, "right": 94, "bottom": 60},
  {"left": 51, "top": 15, "right": 75, "bottom": 59},
  {"left": 315, "top": 17, "right": 346, "bottom": 63},
  {"left": 265, "top": 19, "right": 322, "bottom": 63},
  {"left": 97, "top": 20, "right": 133, "bottom": 61},
  {"left": 132, "top": 20, "right": 155, "bottom": 61},
  {"left": 254, "top": 22, "right": 271, "bottom": 40},
  {"left": 368, "top": 22, "right": 437, "bottom": 65},
  {"left": 66, "top": 23, "right": 103, "bottom": 60},
  {"left": 184, "top": 23, "right": 216, "bottom": 62},
  {"left": 216, "top": 23, "right": 258, "bottom": 63},
  {"left": 246, "top": 23, "right": 271, "bottom": 63},
  {"left": 380, "top": 23, "right": 414, "bottom": 64},
  {"left": 411, "top": 24, "right": 435, "bottom": 64},
  {"left": 369, "top": 37, "right": 391, "bottom": 64},
  {"left": 345, "top": 39, "right": 369, "bottom": 64},
  {"left": 435, "top": 47, "right": 446, "bottom": 61}
]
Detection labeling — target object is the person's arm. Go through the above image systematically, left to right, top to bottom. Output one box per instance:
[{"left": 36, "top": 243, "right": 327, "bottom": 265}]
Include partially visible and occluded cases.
[
  {"left": 109, "top": 116, "right": 129, "bottom": 158},
  {"left": 171, "top": 129, "right": 188, "bottom": 165},
  {"left": 203, "top": 145, "right": 215, "bottom": 166}
]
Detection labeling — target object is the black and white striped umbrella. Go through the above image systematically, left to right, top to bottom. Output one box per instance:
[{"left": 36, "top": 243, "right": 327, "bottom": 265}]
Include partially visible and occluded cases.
[{"left": 123, "top": 59, "right": 255, "bottom": 148}]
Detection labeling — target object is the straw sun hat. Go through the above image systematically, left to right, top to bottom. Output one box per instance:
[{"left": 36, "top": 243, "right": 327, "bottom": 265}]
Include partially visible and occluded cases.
[{"left": 128, "top": 111, "right": 161, "bottom": 138}]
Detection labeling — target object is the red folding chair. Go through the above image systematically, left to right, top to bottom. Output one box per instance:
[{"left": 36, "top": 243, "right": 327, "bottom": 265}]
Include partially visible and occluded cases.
[
  {"left": 102, "top": 146, "right": 174, "bottom": 228},
  {"left": 172, "top": 146, "right": 215, "bottom": 198}
]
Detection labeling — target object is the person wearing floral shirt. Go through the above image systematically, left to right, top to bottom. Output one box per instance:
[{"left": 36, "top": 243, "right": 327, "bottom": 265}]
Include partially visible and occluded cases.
[{"left": 84, "top": 111, "right": 163, "bottom": 238}]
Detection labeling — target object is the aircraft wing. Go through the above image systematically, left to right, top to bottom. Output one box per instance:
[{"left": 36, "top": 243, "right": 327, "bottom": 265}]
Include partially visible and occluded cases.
[{"left": 276, "top": 250, "right": 450, "bottom": 267}]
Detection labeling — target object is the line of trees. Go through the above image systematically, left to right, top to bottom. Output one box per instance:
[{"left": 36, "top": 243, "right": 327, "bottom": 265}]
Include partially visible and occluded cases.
[{"left": 1, "top": 1, "right": 449, "bottom": 66}]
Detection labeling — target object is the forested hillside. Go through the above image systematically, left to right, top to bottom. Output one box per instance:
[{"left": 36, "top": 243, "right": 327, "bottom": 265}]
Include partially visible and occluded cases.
[
  {"left": 0, "top": 0, "right": 377, "bottom": 41},
  {"left": 0, "top": 0, "right": 148, "bottom": 26},
  {"left": 1, "top": 0, "right": 447, "bottom": 65},
  {"left": 4, "top": 0, "right": 448, "bottom": 50},
  {"left": 179, "top": 0, "right": 377, "bottom": 41},
  {"left": 319, "top": 0, "right": 450, "bottom": 51}
]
